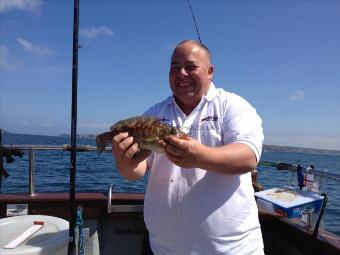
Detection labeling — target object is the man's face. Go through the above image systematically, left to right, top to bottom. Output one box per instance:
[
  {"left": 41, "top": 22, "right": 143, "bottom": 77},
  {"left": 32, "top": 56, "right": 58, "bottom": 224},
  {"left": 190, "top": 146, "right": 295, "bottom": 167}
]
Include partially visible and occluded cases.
[{"left": 169, "top": 43, "right": 214, "bottom": 114}]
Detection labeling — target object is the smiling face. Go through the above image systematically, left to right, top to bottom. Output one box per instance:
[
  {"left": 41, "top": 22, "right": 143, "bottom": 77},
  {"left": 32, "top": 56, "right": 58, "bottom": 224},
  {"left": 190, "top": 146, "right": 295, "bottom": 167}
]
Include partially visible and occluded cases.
[{"left": 169, "top": 41, "right": 214, "bottom": 115}]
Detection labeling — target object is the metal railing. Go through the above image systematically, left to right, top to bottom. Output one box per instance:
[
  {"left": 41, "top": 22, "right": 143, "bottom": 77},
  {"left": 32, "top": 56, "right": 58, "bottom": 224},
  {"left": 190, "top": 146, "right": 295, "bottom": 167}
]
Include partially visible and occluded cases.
[
  {"left": 1, "top": 144, "right": 111, "bottom": 195},
  {"left": 2, "top": 145, "right": 340, "bottom": 195},
  {"left": 259, "top": 161, "right": 340, "bottom": 182},
  {"left": 107, "top": 184, "right": 143, "bottom": 213}
]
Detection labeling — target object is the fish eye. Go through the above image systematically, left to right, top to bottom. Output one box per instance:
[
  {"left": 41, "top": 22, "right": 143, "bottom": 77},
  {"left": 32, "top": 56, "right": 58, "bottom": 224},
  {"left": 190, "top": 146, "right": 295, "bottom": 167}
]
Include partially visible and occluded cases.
[{"left": 170, "top": 128, "right": 178, "bottom": 135}]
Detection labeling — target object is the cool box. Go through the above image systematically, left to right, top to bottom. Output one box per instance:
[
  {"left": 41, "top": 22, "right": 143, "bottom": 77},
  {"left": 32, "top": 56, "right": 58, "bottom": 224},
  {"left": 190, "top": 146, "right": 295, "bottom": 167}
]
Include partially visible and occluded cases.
[{"left": 255, "top": 188, "right": 324, "bottom": 218}]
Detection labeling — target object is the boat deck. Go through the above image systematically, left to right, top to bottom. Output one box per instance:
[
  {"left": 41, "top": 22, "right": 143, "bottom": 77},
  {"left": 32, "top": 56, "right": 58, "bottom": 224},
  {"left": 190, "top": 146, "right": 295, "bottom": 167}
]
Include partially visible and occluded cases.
[{"left": 1, "top": 192, "right": 339, "bottom": 255}]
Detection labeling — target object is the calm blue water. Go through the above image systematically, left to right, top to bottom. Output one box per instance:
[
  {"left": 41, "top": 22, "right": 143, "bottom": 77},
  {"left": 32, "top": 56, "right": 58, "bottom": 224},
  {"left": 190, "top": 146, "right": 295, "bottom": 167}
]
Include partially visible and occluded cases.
[{"left": 2, "top": 133, "right": 340, "bottom": 235}]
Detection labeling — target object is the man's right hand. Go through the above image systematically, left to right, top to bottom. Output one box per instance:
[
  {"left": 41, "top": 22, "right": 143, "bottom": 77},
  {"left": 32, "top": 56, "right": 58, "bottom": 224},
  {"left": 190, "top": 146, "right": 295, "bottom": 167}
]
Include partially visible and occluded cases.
[{"left": 112, "top": 132, "right": 150, "bottom": 180}]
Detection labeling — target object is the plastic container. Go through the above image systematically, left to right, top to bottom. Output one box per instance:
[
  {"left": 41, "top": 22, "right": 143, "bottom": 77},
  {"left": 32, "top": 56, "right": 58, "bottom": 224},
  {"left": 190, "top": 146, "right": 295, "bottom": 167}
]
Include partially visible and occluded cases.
[
  {"left": 255, "top": 187, "right": 324, "bottom": 218},
  {"left": 0, "top": 215, "right": 69, "bottom": 255}
]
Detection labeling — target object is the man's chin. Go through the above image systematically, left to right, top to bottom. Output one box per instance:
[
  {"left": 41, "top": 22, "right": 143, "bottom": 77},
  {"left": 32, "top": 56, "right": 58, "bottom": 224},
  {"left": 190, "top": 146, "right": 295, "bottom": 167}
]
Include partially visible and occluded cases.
[
  {"left": 175, "top": 93, "right": 195, "bottom": 101},
  {"left": 174, "top": 94, "right": 200, "bottom": 106}
]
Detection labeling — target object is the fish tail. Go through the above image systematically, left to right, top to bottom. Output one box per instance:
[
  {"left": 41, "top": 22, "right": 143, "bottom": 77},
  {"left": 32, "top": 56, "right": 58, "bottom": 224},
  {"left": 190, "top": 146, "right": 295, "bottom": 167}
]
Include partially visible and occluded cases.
[{"left": 96, "top": 132, "right": 112, "bottom": 153}]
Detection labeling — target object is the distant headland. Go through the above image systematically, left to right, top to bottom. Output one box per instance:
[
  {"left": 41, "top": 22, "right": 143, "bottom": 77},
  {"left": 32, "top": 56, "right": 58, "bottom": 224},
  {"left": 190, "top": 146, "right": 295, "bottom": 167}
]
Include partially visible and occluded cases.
[
  {"left": 1, "top": 130, "right": 339, "bottom": 155},
  {"left": 59, "top": 133, "right": 96, "bottom": 139},
  {"left": 57, "top": 134, "right": 340, "bottom": 155},
  {"left": 263, "top": 144, "right": 340, "bottom": 156}
]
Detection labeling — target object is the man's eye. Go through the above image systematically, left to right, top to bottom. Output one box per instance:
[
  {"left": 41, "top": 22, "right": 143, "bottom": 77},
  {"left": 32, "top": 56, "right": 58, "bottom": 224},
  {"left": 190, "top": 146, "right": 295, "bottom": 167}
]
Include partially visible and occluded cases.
[
  {"left": 171, "top": 66, "right": 180, "bottom": 71},
  {"left": 186, "top": 66, "right": 197, "bottom": 71}
]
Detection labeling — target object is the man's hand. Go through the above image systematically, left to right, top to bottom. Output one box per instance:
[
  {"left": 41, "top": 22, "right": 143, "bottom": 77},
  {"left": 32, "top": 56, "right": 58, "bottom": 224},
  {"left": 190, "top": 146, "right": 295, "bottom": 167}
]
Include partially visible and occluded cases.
[
  {"left": 112, "top": 132, "right": 150, "bottom": 179},
  {"left": 164, "top": 136, "right": 204, "bottom": 169},
  {"left": 164, "top": 136, "right": 257, "bottom": 174}
]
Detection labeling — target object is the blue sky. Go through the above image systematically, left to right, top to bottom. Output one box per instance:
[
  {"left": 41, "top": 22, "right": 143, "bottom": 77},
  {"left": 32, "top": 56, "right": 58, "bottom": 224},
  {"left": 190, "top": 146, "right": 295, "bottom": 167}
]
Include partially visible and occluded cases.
[{"left": 1, "top": 0, "right": 339, "bottom": 150}]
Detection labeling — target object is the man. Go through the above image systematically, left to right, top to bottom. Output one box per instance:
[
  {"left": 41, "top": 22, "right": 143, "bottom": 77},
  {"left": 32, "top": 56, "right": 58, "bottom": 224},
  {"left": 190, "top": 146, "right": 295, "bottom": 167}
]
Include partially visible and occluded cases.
[{"left": 112, "top": 40, "right": 264, "bottom": 254}]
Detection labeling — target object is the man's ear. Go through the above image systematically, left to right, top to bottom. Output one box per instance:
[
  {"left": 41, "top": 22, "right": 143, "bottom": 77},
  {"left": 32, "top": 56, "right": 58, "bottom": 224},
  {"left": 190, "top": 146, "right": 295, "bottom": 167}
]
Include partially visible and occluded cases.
[{"left": 208, "top": 64, "right": 214, "bottom": 80}]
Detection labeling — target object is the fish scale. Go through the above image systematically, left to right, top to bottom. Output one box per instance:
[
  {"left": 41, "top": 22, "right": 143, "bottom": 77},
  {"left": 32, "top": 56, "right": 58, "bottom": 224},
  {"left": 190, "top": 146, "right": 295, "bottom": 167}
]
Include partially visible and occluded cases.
[{"left": 96, "top": 116, "right": 188, "bottom": 154}]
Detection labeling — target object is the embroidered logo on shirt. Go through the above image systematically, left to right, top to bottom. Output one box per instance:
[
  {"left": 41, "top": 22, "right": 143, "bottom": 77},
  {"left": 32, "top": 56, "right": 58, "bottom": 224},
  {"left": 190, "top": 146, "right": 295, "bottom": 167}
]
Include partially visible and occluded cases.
[
  {"left": 201, "top": 116, "right": 218, "bottom": 122},
  {"left": 158, "top": 117, "right": 170, "bottom": 122}
]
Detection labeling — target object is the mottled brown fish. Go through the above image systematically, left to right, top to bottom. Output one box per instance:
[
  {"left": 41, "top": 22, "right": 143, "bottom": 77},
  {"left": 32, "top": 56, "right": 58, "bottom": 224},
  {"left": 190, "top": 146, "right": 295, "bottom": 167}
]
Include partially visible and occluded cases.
[{"left": 96, "top": 116, "right": 188, "bottom": 153}]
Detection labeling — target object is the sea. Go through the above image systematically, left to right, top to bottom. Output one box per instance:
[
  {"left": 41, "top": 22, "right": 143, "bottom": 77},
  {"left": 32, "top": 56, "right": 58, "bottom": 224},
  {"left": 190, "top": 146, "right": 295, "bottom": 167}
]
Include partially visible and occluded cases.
[{"left": 1, "top": 133, "right": 340, "bottom": 235}]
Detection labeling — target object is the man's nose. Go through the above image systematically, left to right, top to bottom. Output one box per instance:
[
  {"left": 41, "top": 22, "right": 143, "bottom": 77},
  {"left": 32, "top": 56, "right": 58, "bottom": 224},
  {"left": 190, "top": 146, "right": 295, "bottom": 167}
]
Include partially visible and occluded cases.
[{"left": 179, "top": 67, "right": 188, "bottom": 77}]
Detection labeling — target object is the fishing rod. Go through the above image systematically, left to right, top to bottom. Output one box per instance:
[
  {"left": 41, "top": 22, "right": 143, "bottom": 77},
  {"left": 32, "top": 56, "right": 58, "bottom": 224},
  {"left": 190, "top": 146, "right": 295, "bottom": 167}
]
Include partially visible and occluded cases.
[
  {"left": 68, "top": 0, "right": 79, "bottom": 254},
  {"left": 187, "top": 0, "right": 201, "bottom": 43},
  {"left": 0, "top": 130, "right": 3, "bottom": 191},
  {"left": 259, "top": 161, "right": 340, "bottom": 181}
]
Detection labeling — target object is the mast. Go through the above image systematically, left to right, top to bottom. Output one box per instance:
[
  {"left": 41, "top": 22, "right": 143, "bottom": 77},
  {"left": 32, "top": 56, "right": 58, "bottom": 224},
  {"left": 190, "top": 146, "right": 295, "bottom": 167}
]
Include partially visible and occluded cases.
[{"left": 68, "top": 0, "right": 79, "bottom": 254}]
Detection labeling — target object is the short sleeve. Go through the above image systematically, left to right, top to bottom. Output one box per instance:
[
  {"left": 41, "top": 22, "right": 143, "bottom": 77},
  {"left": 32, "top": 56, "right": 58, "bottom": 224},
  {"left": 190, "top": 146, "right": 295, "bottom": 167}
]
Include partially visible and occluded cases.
[{"left": 221, "top": 93, "right": 264, "bottom": 162}]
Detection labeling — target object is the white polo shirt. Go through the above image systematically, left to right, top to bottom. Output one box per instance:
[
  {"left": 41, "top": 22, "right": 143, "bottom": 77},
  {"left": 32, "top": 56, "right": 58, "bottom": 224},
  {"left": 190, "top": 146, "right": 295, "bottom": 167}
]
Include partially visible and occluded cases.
[{"left": 144, "top": 83, "right": 264, "bottom": 255}]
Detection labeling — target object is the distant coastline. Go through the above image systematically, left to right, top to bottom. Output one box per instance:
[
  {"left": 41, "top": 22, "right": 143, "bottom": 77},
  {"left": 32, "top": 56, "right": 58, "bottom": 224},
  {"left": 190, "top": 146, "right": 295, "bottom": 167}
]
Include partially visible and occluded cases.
[
  {"left": 1, "top": 131, "right": 340, "bottom": 155},
  {"left": 59, "top": 133, "right": 96, "bottom": 139},
  {"left": 58, "top": 134, "right": 340, "bottom": 155},
  {"left": 263, "top": 144, "right": 340, "bottom": 156}
]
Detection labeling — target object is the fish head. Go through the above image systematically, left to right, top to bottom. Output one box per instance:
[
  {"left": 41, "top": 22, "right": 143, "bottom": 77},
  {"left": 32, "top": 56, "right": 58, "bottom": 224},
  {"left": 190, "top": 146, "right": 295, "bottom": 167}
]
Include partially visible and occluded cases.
[
  {"left": 162, "top": 125, "right": 188, "bottom": 140},
  {"left": 170, "top": 127, "right": 188, "bottom": 139}
]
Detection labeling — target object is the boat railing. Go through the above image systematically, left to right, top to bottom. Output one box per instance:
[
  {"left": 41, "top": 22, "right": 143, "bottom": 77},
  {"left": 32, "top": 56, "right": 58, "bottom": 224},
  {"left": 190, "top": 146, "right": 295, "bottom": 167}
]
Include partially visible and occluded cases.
[
  {"left": 1, "top": 144, "right": 111, "bottom": 196},
  {"left": 2, "top": 145, "right": 340, "bottom": 195},
  {"left": 259, "top": 161, "right": 340, "bottom": 182},
  {"left": 107, "top": 184, "right": 144, "bottom": 213}
]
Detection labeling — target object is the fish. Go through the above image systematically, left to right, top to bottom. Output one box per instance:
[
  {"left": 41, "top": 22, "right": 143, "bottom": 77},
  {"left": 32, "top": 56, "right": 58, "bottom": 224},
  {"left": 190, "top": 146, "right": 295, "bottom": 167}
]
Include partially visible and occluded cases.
[{"left": 96, "top": 116, "right": 188, "bottom": 154}]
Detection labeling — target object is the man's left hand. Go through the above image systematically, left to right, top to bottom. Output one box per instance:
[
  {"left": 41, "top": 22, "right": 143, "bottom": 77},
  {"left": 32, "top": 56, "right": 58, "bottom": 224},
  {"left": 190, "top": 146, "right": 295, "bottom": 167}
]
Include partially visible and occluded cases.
[{"left": 164, "top": 136, "right": 203, "bottom": 168}]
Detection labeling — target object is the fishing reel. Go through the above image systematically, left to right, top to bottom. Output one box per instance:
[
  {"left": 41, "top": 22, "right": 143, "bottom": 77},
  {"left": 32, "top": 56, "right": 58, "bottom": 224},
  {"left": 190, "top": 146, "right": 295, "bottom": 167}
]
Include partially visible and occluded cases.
[{"left": 0, "top": 146, "right": 24, "bottom": 178}]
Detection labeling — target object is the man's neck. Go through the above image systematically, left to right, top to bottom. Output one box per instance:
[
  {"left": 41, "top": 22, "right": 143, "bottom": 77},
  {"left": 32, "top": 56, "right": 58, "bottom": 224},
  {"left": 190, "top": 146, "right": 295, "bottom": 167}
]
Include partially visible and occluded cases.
[
  {"left": 173, "top": 82, "right": 212, "bottom": 116},
  {"left": 174, "top": 97, "right": 200, "bottom": 116}
]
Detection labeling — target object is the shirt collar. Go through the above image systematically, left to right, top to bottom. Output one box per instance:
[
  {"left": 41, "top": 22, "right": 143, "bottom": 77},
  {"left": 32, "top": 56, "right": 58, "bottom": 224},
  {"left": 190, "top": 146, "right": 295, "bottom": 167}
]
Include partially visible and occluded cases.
[
  {"left": 203, "top": 82, "right": 218, "bottom": 102},
  {"left": 165, "top": 95, "right": 173, "bottom": 105}
]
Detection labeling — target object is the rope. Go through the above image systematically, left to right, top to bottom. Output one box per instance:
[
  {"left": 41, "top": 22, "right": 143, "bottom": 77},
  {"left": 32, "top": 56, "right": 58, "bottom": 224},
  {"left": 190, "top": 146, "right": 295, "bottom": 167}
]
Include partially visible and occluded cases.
[{"left": 76, "top": 207, "right": 84, "bottom": 255}]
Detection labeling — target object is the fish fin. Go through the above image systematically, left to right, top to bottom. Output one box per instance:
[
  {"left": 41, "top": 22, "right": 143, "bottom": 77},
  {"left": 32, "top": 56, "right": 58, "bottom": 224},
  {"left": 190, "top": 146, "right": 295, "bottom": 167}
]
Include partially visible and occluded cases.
[
  {"left": 96, "top": 132, "right": 111, "bottom": 153},
  {"left": 144, "top": 136, "right": 158, "bottom": 142},
  {"left": 133, "top": 149, "right": 152, "bottom": 161}
]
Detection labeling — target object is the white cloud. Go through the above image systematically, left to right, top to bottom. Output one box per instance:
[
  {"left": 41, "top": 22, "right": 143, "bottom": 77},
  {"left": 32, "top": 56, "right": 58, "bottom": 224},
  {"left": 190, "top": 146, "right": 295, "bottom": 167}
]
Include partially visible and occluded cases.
[
  {"left": 0, "top": 0, "right": 42, "bottom": 15},
  {"left": 80, "top": 26, "right": 113, "bottom": 40},
  {"left": 17, "top": 37, "right": 53, "bottom": 59},
  {"left": 0, "top": 45, "right": 20, "bottom": 71},
  {"left": 31, "top": 65, "right": 68, "bottom": 75},
  {"left": 289, "top": 89, "right": 304, "bottom": 101},
  {"left": 22, "top": 120, "right": 29, "bottom": 126},
  {"left": 41, "top": 122, "right": 54, "bottom": 128},
  {"left": 78, "top": 122, "right": 111, "bottom": 129},
  {"left": 91, "top": 122, "right": 111, "bottom": 129},
  {"left": 264, "top": 133, "right": 340, "bottom": 150}
]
